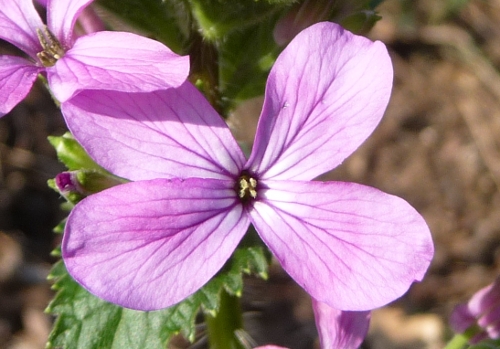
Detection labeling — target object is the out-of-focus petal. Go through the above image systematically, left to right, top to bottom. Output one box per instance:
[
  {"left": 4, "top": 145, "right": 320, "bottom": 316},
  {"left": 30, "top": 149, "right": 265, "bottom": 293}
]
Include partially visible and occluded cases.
[
  {"left": 0, "top": 0, "right": 44, "bottom": 58},
  {"left": 47, "top": 0, "right": 94, "bottom": 47},
  {"left": 74, "top": 6, "right": 106, "bottom": 36},
  {"left": 246, "top": 22, "right": 392, "bottom": 181},
  {"left": 48, "top": 31, "right": 189, "bottom": 102},
  {"left": 0, "top": 56, "right": 41, "bottom": 116},
  {"left": 61, "top": 82, "right": 246, "bottom": 181},
  {"left": 62, "top": 178, "right": 249, "bottom": 310},
  {"left": 249, "top": 180, "right": 433, "bottom": 310},
  {"left": 469, "top": 277, "right": 500, "bottom": 317},
  {"left": 312, "top": 299, "right": 370, "bottom": 349},
  {"left": 478, "top": 303, "right": 500, "bottom": 337},
  {"left": 450, "top": 304, "right": 476, "bottom": 333},
  {"left": 486, "top": 319, "right": 500, "bottom": 339},
  {"left": 254, "top": 346, "right": 289, "bottom": 349}
]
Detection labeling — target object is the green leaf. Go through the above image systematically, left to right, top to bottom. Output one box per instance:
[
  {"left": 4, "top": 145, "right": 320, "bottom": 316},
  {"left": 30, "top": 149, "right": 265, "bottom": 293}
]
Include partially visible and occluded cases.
[
  {"left": 96, "top": 0, "right": 190, "bottom": 53},
  {"left": 48, "top": 133, "right": 104, "bottom": 172},
  {"left": 47, "top": 246, "right": 268, "bottom": 348}
]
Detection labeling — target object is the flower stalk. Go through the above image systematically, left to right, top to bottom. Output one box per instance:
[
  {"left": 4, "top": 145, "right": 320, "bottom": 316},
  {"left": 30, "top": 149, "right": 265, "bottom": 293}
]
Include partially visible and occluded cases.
[
  {"left": 205, "top": 290, "right": 246, "bottom": 349},
  {"left": 443, "top": 326, "right": 484, "bottom": 349}
]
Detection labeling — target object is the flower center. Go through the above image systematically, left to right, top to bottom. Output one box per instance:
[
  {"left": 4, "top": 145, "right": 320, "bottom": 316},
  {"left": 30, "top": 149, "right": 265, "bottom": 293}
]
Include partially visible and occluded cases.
[
  {"left": 36, "top": 26, "right": 65, "bottom": 67},
  {"left": 237, "top": 173, "right": 258, "bottom": 201}
]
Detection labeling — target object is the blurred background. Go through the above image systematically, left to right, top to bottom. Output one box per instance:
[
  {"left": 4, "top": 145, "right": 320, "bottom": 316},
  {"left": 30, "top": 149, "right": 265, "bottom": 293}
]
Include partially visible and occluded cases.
[{"left": 1, "top": 0, "right": 500, "bottom": 348}]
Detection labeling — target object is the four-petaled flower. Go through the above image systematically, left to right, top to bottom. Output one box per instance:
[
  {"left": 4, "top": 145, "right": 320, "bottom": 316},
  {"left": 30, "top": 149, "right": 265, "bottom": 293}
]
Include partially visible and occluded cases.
[
  {"left": 0, "top": 0, "right": 189, "bottom": 116},
  {"left": 60, "top": 22, "right": 434, "bottom": 311}
]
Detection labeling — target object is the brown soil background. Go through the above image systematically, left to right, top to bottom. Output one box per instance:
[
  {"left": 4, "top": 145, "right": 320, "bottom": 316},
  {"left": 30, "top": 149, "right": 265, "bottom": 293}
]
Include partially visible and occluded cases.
[{"left": 1, "top": 1, "right": 500, "bottom": 348}]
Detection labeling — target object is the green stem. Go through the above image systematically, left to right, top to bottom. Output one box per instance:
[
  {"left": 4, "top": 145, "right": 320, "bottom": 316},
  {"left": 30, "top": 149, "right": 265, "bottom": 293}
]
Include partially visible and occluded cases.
[
  {"left": 205, "top": 290, "right": 246, "bottom": 349},
  {"left": 443, "top": 326, "right": 483, "bottom": 349}
]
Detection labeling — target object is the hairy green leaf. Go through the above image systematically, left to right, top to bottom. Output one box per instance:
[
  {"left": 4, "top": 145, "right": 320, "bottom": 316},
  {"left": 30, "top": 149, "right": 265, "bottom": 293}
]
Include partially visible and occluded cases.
[{"left": 46, "top": 247, "right": 268, "bottom": 349}]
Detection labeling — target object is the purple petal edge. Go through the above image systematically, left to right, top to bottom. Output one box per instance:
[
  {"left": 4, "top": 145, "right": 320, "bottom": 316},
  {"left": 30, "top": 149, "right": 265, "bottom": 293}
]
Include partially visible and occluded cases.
[{"left": 63, "top": 178, "right": 249, "bottom": 310}]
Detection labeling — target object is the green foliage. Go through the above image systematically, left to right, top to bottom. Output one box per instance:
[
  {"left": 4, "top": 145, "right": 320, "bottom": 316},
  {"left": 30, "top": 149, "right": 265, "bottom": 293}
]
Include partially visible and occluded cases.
[
  {"left": 93, "top": 0, "right": 385, "bottom": 108},
  {"left": 96, "top": 0, "right": 190, "bottom": 53},
  {"left": 187, "top": 0, "right": 287, "bottom": 40},
  {"left": 369, "top": 0, "right": 386, "bottom": 9},
  {"left": 340, "top": 10, "right": 381, "bottom": 34},
  {"left": 218, "top": 13, "right": 281, "bottom": 104},
  {"left": 46, "top": 247, "right": 268, "bottom": 349},
  {"left": 468, "top": 340, "right": 500, "bottom": 349}
]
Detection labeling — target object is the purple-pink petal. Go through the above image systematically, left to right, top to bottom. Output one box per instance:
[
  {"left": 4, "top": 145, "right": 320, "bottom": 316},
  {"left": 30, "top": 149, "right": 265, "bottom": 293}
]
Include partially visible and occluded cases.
[
  {"left": 0, "top": 0, "right": 44, "bottom": 58},
  {"left": 47, "top": 0, "right": 94, "bottom": 48},
  {"left": 73, "top": 5, "right": 106, "bottom": 36},
  {"left": 246, "top": 22, "right": 393, "bottom": 181},
  {"left": 49, "top": 31, "right": 189, "bottom": 102},
  {"left": 0, "top": 56, "right": 41, "bottom": 116},
  {"left": 61, "top": 82, "right": 246, "bottom": 181},
  {"left": 62, "top": 178, "right": 249, "bottom": 310},
  {"left": 249, "top": 180, "right": 433, "bottom": 310},
  {"left": 468, "top": 277, "right": 500, "bottom": 317},
  {"left": 470, "top": 277, "right": 500, "bottom": 339},
  {"left": 312, "top": 299, "right": 370, "bottom": 349},
  {"left": 449, "top": 303, "right": 476, "bottom": 333},
  {"left": 478, "top": 303, "right": 500, "bottom": 337}
]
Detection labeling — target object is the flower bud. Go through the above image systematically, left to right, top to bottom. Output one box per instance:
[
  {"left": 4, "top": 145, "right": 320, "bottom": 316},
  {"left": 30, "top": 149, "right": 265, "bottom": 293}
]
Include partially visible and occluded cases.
[{"left": 53, "top": 170, "right": 125, "bottom": 204}]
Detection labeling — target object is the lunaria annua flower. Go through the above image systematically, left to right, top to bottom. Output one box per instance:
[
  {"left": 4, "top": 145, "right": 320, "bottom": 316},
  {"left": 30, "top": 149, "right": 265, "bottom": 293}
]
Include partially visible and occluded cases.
[
  {"left": 0, "top": 0, "right": 189, "bottom": 116},
  {"left": 60, "top": 22, "right": 434, "bottom": 311},
  {"left": 450, "top": 276, "right": 500, "bottom": 343}
]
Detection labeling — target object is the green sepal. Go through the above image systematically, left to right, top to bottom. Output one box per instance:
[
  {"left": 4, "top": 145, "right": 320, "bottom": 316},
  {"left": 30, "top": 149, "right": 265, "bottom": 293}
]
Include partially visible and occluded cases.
[
  {"left": 96, "top": 0, "right": 189, "bottom": 53},
  {"left": 48, "top": 133, "right": 104, "bottom": 172},
  {"left": 75, "top": 170, "right": 127, "bottom": 194},
  {"left": 46, "top": 246, "right": 268, "bottom": 349}
]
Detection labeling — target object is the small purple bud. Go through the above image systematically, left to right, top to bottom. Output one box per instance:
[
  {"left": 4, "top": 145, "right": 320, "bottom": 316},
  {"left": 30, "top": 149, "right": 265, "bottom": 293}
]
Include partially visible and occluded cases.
[
  {"left": 54, "top": 170, "right": 125, "bottom": 204},
  {"left": 55, "top": 171, "right": 81, "bottom": 194}
]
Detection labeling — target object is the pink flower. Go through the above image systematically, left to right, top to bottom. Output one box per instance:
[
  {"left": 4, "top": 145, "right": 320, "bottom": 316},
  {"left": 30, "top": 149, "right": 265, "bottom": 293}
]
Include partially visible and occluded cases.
[
  {"left": 0, "top": 0, "right": 189, "bottom": 116},
  {"left": 60, "top": 22, "right": 434, "bottom": 311},
  {"left": 450, "top": 276, "right": 500, "bottom": 342},
  {"left": 256, "top": 299, "right": 370, "bottom": 349}
]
